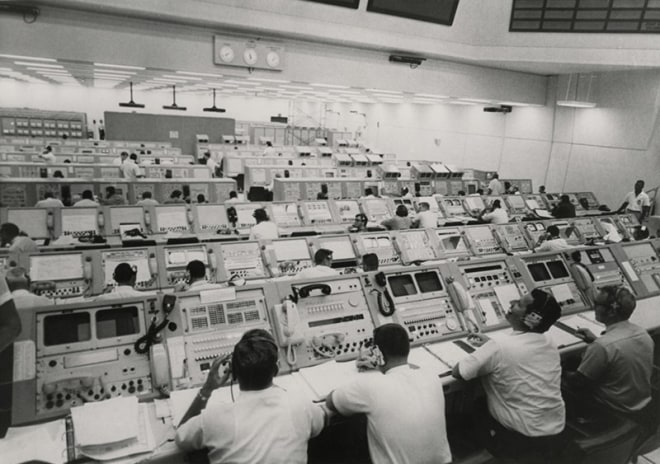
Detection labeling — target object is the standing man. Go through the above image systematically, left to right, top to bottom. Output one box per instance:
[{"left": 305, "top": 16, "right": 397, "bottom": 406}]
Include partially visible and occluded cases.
[
  {"left": 38, "top": 145, "right": 56, "bottom": 164},
  {"left": 113, "top": 151, "right": 129, "bottom": 166},
  {"left": 205, "top": 152, "right": 219, "bottom": 177},
  {"left": 487, "top": 173, "right": 505, "bottom": 196},
  {"left": 618, "top": 179, "right": 650, "bottom": 223},
  {"left": 551, "top": 195, "right": 576, "bottom": 219},
  {"left": 453, "top": 289, "right": 565, "bottom": 462},
  {"left": 327, "top": 323, "right": 452, "bottom": 464}
]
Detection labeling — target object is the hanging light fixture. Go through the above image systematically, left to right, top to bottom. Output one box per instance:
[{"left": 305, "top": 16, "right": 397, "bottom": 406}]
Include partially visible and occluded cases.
[
  {"left": 557, "top": 73, "right": 597, "bottom": 108},
  {"left": 118, "top": 82, "right": 145, "bottom": 108},
  {"left": 163, "top": 85, "right": 186, "bottom": 110},
  {"left": 203, "top": 88, "right": 226, "bottom": 113}
]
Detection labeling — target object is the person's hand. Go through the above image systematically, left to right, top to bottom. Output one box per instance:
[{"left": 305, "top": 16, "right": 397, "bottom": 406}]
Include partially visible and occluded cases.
[
  {"left": 575, "top": 328, "right": 597, "bottom": 344},
  {"left": 467, "top": 332, "right": 490, "bottom": 348},
  {"left": 355, "top": 346, "right": 380, "bottom": 372},
  {"left": 201, "top": 353, "right": 232, "bottom": 394}
]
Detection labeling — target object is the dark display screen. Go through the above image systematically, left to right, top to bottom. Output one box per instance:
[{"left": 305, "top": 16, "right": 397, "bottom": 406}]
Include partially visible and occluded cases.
[
  {"left": 305, "top": 0, "right": 360, "bottom": 8},
  {"left": 367, "top": 0, "right": 459, "bottom": 25},
  {"left": 547, "top": 260, "right": 569, "bottom": 279},
  {"left": 528, "top": 263, "right": 551, "bottom": 282},
  {"left": 416, "top": 271, "right": 443, "bottom": 293},
  {"left": 389, "top": 274, "right": 418, "bottom": 297},
  {"left": 97, "top": 306, "right": 140, "bottom": 338},
  {"left": 44, "top": 312, "right": 91, "bottom": 346}
]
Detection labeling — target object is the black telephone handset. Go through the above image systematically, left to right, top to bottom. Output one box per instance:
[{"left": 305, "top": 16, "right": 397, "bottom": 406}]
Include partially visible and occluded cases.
[
  {"left": 226, "top": 207, "right": 237, "bottom": 227},
  {"left": 374, "top": 272, "right": 395, "bottom": 317},
  {"left": 297, "top": 283, "right": 331, "bottom": 299}
]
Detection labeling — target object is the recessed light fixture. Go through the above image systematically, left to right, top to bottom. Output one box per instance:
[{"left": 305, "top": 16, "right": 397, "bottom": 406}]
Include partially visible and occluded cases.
[
  {"left": 0, "top": 54, "right": 56, "bottom": 62},
  {"left": 15, "top": 62, "right": 63, "bottom": 69},
  {"left": 94, "top": 62, "right": 146, "bottom": 70},
  {"left": 92, "top": 69, "right": 136, "bottom": 75},
  {"left": 176, "top": 71, "right": 224, "bottom": 78},
  {"left": 247, "top": 77, "right": 291, "bottom": 84},
  {"left": 310, "top": 83, "right": 350, "bottom": 89},
  {"left": 366, "top": 88, "right": 403, "bottom": 94}
]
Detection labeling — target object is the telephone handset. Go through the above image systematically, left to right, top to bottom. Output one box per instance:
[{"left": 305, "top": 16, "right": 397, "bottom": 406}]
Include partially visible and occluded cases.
[
  {"left": 186, "top": 206, "right": 193, "bottom": 227},
  {"left": 227, "top": 207, "right": 238, "bottom": 227},
  {"left": 47, "top": 210, "right": 54, "bottom": 238},
  {"left": 98, "top": 210, "right": 105, "bottom": 229},
  {"left": 144, "top": 210, "right": 152, "bottom": 234},
  {"left": 148, "top": 252, "right": 158, "bottom": 279},
  {"left": 83, "top": 256, "right": 93, "bottom": 281},
  {"left": 374, "top": 272, "right": 395, "bottom": 317},
  {"left": 446, "top": 277, "right": 478, "bottom": 333},
  {"left": 297, "top": 283, "right": 331, "bottom": 299},
  {"left": 271, "top": 298, "right": 304, "bottom": 366}
]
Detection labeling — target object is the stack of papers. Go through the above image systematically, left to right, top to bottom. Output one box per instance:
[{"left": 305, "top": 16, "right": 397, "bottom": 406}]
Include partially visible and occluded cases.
[
  {"left": 425, "top": 341, "right": 473, "bottom": 368},
  {"left": 70, "top": 396, "right": 155, "bottom": 460},
  {"left": 0, "top": 419, "right": 67, "bottom": 464}
]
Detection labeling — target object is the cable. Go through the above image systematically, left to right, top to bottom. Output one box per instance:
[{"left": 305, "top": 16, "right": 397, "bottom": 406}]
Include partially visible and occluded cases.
[
  {"left": 134, "top": 316, "right": 169, "bottom": 354},
  {"left": 286, "top": 343, "right": 297, "bottom": 367}
]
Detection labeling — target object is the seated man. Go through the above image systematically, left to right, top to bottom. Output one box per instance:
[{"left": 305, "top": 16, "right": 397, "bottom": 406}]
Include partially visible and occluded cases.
[
  {"left": 551, "top": 195, "right": 576, "bottom": 219},
  {"left": 479, "top": 199, "right": 509, "bottom": 224},
  {"left": 381, "top": 205, "right": 412, "bottom": 230},
  {"left": 348, "top": 213, "right": 369, "bottom": 233},
  {"left": 0, "top": 222, "right": 38, "bottom": 258},
  {"left": 534, "top": 225, "right": 573, "bottom": 252},
  {"left": 295, "top": 248, "right": 339, "bottom": 279},
  {"left": 175, "top": 260, "right": 226, "bottom": 292},
  {"left": 96, "top": 263, "right": 145, "bottom": 300},
  {"left": 5, "top": 267, "right": 53, "bottom": 309},
  {"left": 566, "top": 285, "right": 654, "bottom": 424},
  {"left": 453, "top": 289, "right": 565, "bottom": 462},
  {"left": 326, "top": 323, "right": 452, "bottom": 464},
  {"left": 176, "top": 329, "right": 326, "bottom": 463}
]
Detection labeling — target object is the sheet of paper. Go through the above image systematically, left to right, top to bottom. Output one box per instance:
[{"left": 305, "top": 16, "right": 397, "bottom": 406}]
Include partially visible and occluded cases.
[
  {"left": 550, "top": 283, "right": 573, "bottom": 303},
  {"left": 493, "top": 284, "right": 520, "bottom": 310},
  {"left": 477, "top": 298, "right": 501, "bottom": 326},
  {"left": 558, "top": 314, "right": 606, "bottom": 337},
  {"left": 546, "top": 325, "right": 582, "bottom": 348},
  {"left": 13, "top": 339, "right": 36, "bottom": 381},
  {"left": 425, "top": 341, "right": 472, "bottom": 368},
  {"left": 407, "top": 347, "right": 449, "bottom": 375},
  {"left": 298, "top": 360, "right": 364, "bottom": 400},
  {"left": 71, "top": 396, "right": 139, "bottom": 447},
  {"left": 0, "top": 418, "right": 67, "bottom": 464}
]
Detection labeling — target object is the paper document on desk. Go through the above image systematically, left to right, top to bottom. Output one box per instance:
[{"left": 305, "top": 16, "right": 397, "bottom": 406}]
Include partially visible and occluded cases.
[
  {"left": 557, "top": 314, "right": 606, "bottom": 337},
  {"left": 546, "top": 325, "right": 582, "bottom": 348},
  {"left": 425, "top": 341, "right": 473, "bottom": 368},
  {"left": 407, "top": 347, "right": 450, "bottom": 375},
  {"left": 298, "top": 360, "right": 368, "bottom": 400},
  {"left": 71, "top": 396, "right": 139, "bottom": 447},
  {"left": 0, "top": 418, "right": 67, "bottom": 464}
]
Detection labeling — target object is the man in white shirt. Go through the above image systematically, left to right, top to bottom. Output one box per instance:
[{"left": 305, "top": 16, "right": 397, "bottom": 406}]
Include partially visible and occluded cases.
[
  {"left": 262, "top": 141, "right": 276, "bottom": 156},
  {"left": 39, "top": 146, "right": 56, "bottom": 164},
  {"left": 112, "top": 151, "right": 129, "bottom": 166},
  {"left": 204, "top": 152, "right": 218, "bottom": 177},
  {"left": 120, "top": 154, "right": 141, "bottom": 181},
  {"left": 487, "top": 173, "right": 505, "bottom": 196},
  {"left": 617, "top": 179, "right": 650, "bottom": 223},
  {"left": 360, "top": 188, "right": 376, "bottom": 199},
  {"left": 73, "top": 190, "right": 99, "bottom": 207},
  {"left": 136, "top": 191, "right": 159, "bottom": 206},
  {"left": 225, "top": 191, "right": 241, "bottom": 204},
  {"left": 35, "top": 192, "right": 64, "bottom": 208},
  {"left": 480, "top": 199, "right": 509, "bottom": 224},
  {"left": 413, "top": 202, "right": 437, "bottom": 229},
  {"left": 249, "top": 209, "right": 279, "bottom": 241},
  {"left": 1, "top": 223, "right": 39, "bottom": 259},
  {"left": 534, "top": 225, "right": 573, "bottom": 252},
  {"left": 295, "top": 249, "right": 339, "bottom": 279},
  {"left": 175, "top": 260, "right": 226, "bottom": 292},
  {"left": 96, "top": 263, "right": 146, "bottom": 300},
  {"left": 5, "top": 267, "right": 53, "bottom": 309},
  {"left": 453, "top": 289, "right": 565, "bottom": 462},
  {"left": 327, "top": 323, "right": 452, "bottom": 464},
  {"left": 176, "top": 329, "right": 326, "bottom": 464}
]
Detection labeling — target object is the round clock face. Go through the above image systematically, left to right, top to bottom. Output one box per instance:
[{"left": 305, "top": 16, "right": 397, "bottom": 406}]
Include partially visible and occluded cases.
[
  {"left": 219, "top": 45, "right": 235, "bottom": 63},
  {"left": 243, "top": 48, "right": 258, "bottom": 66},
  {"left": 266, "top": 51, "right": 281, "bottom": 68}
]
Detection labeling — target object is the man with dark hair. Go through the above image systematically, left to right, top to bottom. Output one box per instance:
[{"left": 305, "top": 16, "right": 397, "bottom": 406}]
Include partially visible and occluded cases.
[
  {"left": 113, "top": 151, "right": 129, "bottom": 166},
  {"left": 120, "top": 153, "right": 141, "bottom": 181},
  {"left": 487, "top": 172, "right": 504, "bottom": 195},
  {"left": 618, "top": 179, "right": 650, "bottom": 223},
  {"left": 104, "top": 186, "right": 126, "bottom": 205},
  {"left": 361, "top": 188, "right": 376, "bottom": 199},
  {"left": 73, "top": 189, "right": 99, "bottom": 207},
  {"left": 165, "top": 190, "right": 185, "bottom": 204},
  {"left": 225, "top": 190, "right": 240, "bottom": 204},
  {"left": 35, "top": 191, "right": 64, "bottom": 208},
  {"left": 136, "top": 191, "right": 159, "bottom": 206},
  {"left": 551, "top": 195, "right": 576, "bottom": 219},
  {"left": 480, "top": 199, "right": 509, "bottom": 224},
  {"left": 413, "top": 201, "right": 437, "bottom": 229},
  {"left": 381, "top": 204, "right": 412, "bottom": 230},
  {"left": 249, "top": 208, "right": 279, "bottom": 241},
  {"left": 349, "top": 213, "right": 368, "bottom": 233},
  {"left": 0, "top": 222, "right": 38, "bottom": 258},
  {"left": 534, "top": 225, "right": 573, "bottom": 252},
  {"left": 295, "top": 248, "right": 339, "bottom": 279},
  {"left": 361, "top": 253, "right": 379, "bottom": 272},
  {"left": 176, "top": 260, "right": 225, "bottom": 292},
  {"left": 96, "top": 262, "right": 144, "bottom": 300},
  {"left": 5, "top": 266, "right": 53, "bottom": 309},
  {"left": 566, "top": 285, "right": 654, "bottom": 421},
  {"left": 453, "top": 289, "right": 565, "bottom": 462},
  {"left": 327, "top": 323, "right": 452, "bottom": 463},
  {"left": 176, "top": 329, "right": 325, "bottom": 463}
]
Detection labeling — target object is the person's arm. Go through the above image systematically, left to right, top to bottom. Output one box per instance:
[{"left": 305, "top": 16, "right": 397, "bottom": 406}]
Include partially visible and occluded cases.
[
  {"left": 617, "top": 199, "right": 629, "bottom": 213},
  {"left": 641, "top": 205, "right": 650, "bottom": 222},
  {"left": 0, "top": 277, "right": 20, "bottom": 353},
  {"left": 452, "top": 336, "right": 497, "bottom": 381},
  {"left": 178, "top": 354, "right": 231, "bottom": 427}
]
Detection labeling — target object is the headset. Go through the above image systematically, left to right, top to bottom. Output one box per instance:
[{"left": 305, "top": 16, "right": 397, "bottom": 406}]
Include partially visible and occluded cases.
[
  {"left": 599, "top": 285, "right": 630, "bottom": 313},
  {"left": 227, "top": 330, "right": 280, "bottom": 401}
]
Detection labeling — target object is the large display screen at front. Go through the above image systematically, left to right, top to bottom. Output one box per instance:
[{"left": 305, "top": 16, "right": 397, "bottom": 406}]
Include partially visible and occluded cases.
[{"left": 367, "top": 0, "right": 459, "bottom": 25}]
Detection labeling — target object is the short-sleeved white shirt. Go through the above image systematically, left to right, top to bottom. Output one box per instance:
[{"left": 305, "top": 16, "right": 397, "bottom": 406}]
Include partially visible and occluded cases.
[
  {"left": 488, "top": 179, "right": 505, "bottom": 195},
  {"left": 623, "top": 191, "right": 650, "bottom": 212},
  {"left": 482, "top": 208, "right": 509, "bottom": 224},
  {"left": 416, "top": 210, "right": 437, "bottom": 229},
  {"left": 249, "top": 221, "right": 279, "bottom": 241},
  {"left": 535, "top": 238, "right": 573, "bottom": 252},
  {"left": 294, "top": 265, "right": 339, "bottom": 280},
  {"left": 458, "top": 332, "right": 565, "bottom": 437},
  {"left": 332, "top": 365, "right": 452, "bottom": 464},
  {"left": 176, "top": 386, "right": 324, "bottom": 464}
]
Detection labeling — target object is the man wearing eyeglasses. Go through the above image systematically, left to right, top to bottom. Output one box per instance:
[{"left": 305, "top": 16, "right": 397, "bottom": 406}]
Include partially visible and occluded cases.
[{"left": 453, "top": 289, "right": 565, "bottom": 462}]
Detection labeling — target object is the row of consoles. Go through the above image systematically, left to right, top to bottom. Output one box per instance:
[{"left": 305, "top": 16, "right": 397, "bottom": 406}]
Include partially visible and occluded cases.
[
  {"left": 0, "top": 191, "right": 603, "bottom": 243},
  {"left": 0, "top": 214, "right": 651, "bottom": 300},
  {"left": 9, "top": 237, "right": 660, "bottom": 426}
]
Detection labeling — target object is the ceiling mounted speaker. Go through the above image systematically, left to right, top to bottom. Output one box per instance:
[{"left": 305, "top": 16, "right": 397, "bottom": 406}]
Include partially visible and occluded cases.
[
  {"left": 557, "top": 73, "right": 597, "bottom": 108},
  {"left": 118, "top": 82, "right": 145, "bottom": 108},
  {"left": 163, "top": 85, "right": 186, "bottom": 111},
  {"left": 203, "top": 88, "right": 226, "bottom": 113}
]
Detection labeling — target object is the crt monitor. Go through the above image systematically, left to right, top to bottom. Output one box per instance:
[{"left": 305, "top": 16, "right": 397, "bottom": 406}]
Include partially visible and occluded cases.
[
  {"left": 334, "top": 200, "right": 361, "bottom": 223},
  {"left": 195, "top": 204, "right": 230, "bottom": 232},
  {"left": 154, "top": 205, "right": 189, "bottom": 233},
  {"left": 107, "top": 206, "right": 145, "bottom": 235},
  {"left": 60, "top": 207, "right": 99, "bottom": 237},
  {"left": 7, "top": 208, "right": 49, "bottom": 239},
  {"left": 317, "top": 235, "right": 357, "bottom": 267},
  {"left": 272, "top": 238, "right": 311, "bottom": 262},
  {"left": 101, "top": 249, "right": 153, "bottom": 289},
  {"left": 30, "top": 253, "right": 83, "bottom": 282},
  {"left": 415, "top": 271, "right": 443, "bottom": 293},
  {"left": 388, "top": 274, "right": 418, "bottom": 298}
]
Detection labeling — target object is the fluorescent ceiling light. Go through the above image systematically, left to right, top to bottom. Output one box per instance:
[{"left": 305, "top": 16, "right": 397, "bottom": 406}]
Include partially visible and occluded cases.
[
  {"left": 0, "top": 54, "right": 56, "bottom": 62},
  {"left": 15, "top": 61, "right": 63, "bottom": 68},
  {"left": 94, "top": 62, "right": 146, "bottom": 70},
  {"left": 33, "top": 69, "right": 69, "bottom": 74},
  {"left": 92, "top": 69, "right": 135, "bottom": 75},
  {"left": 177, "top": 71, "right": 223, "bottom": 78},
  {"left": 163, "top": 74, "right": 201, "bottom": 81},
  {"left": 247, "top": 77, "right": 291, "bottom": 83},
  {"left": 152, "top": 78, "right": 184, "bottom": 83},
  {"left": 225, "top": 79, "right": 260, "bottom": 86},
  {"left": 310, "top": 83, "right": 350, "bottom": 89},
  {"left": 280, "top": 84, "right": 313, "bottom": 90},
  {"left": 366, "top": 88, "right": 403, "bottom": 94},
  {"left": 415, "top": 93, "right": 448, "bottom": 99},
  {"left": 461, "top": 98, "right": 492, "bottom": 103},
  {"left": 447, "top": 100, "right": 476, "bottom": 105},
  {"left": 557, "top": 100, "right": 596, "bottom": 108}
]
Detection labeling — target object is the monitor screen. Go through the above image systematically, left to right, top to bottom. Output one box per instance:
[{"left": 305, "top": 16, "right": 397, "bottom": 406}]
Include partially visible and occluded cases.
[
  {"left": 366, "top": 0, "right": 459, "bottom": 25},
  {"left": 507, "top": 195, "right": 525, "bottom": 208},
  {"left": 464, "top": 197, "right": 484, "bottom": 211},
  {"left": 365, "top": 199, "right": 390, "bottom": 218},
  {"left": 334, "top": 200, "right": 361, "bottom": 223},
  {"left": 270, "top": 203, "right": 301, "bottom": 226},
  {"left": 196, "top": 204, "right": 228, "bottom": 229},
  {"left": 109, "top": 206, "right": 144, "bottom": 234},
  {"left": 156, "top": 206, "right": 188, "bottom": 232},
  {"left": 236, "top": 206, "right": 257, "bottom": 227},
  {"left": 61, "top": 208, "right": 99, "bottom": 236},
  {"left": 7, "top": 209, "right": 48, "bottom": 238},
  {"left": 466, "top": 226, "right": 494, "bottom": 242},
  {"left": 440, "top": 234, "right": 467, "bottom": 252},
  {"left": 318, "top": 236, "right": 356, "bottom": 261},
  {"left": 272, "top": 239, "right": 311, "bottom": 262},
  {"left": 623, "top": 243, "right": 656, "bottom": 259},
  {"left": 165, "top": 246, "right": 208, "bottom": 268},
  {"left": 102, "top": 249, "right": 152, "bottom": 286},
  {"left": 30, "top": 253, "right": 83, "bottom": 282},
  {"left": 547, "top": 260, "right": 569, "bottom": 279},
  {"left": 528, "top": 263, "right": 551, "bottom": 282},
  {"left": 415, "top": 271, "right": 443, "bottom": 293},
  {"left": 388, "top": 274, "right": 418, "bottom": 298},
  {"left": 96, "top": 306, "right": 140, "bottom": 339},
  {"left": 43, "top": 312, "right": 91, "bottom": 346}
]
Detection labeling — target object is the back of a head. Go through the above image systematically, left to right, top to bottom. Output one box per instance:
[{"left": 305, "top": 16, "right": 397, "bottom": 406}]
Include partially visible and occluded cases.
[
  {"left": 130, "top": 153, "right": 138, "bottom": 162},
  {"left": 492, "top": 173, "right": 499, "bottom": 179},
  {"left": 106, "top": 186, "right": 116, "bottom": 196},
  {"left": 365, "top": 188, "right": 373, "bottom": 196},
  {"left": 82, "top": 190, "right": 94, "bottom": 200},
  {"left": 171, "top": 190, "right": 182, "bottom": 198},
  {"left": 44, "top": 191, "right": 54, "bottom": 199},
  {"left": 142, "top": 191, "right": 152, "bottom": 199},
  {"left": 229, "top": 191, "right": 238, "bottom": 199},
  {"left": 197, "top": 194, "right": 206, "bottom": 203},
  {"left": 560, "top": 194, "right": 570, "bottom": 203},
  {"left": 492, "top": 199, "right": 501, "bottom": 209},
  {"left": 419, "top": 202, "right": 430, "bottom": 211},
  {"left": 395, "top": 204, "right": 408, "bottom": 217},
  {"left": 253, "top": 208, "right": 268, "bottom": 223},
  {"left": 1, "top": 222, "right": 20, "bottom": 240},
  {"left": 547, "top": 225, "right": 560, "bottom": 237},
  {"left": 633, "top": 226, "right": 650, "bottom": 241},
  {"left": 314, "top": 248, "right": 333, "bottom": 265},
  {"left": 570, "top": 250, "right": 582, "bottom": 263},
  {"left": 362, "top": 253, "right": 379, "bottom": 271},
  {"left": 186, "top": 260, "right": 206, "bottom": 281},
  {"left": 113, "top": 262, "right": 136, "bottom": 285},
  {"left": 6, "top": 266, "right": 29, "bottom": 291},
  {"left": 597, "top": 285, "right": 636, "bottom": 320},
  {"left": 524, "top": 289, "right": 561, "bottom": 333},
  {"left": 374, "top": 323, "right": 410, "bottom": 360},
  {"left": 232, "top": 329, "right": 278, "bottom": 390}
]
